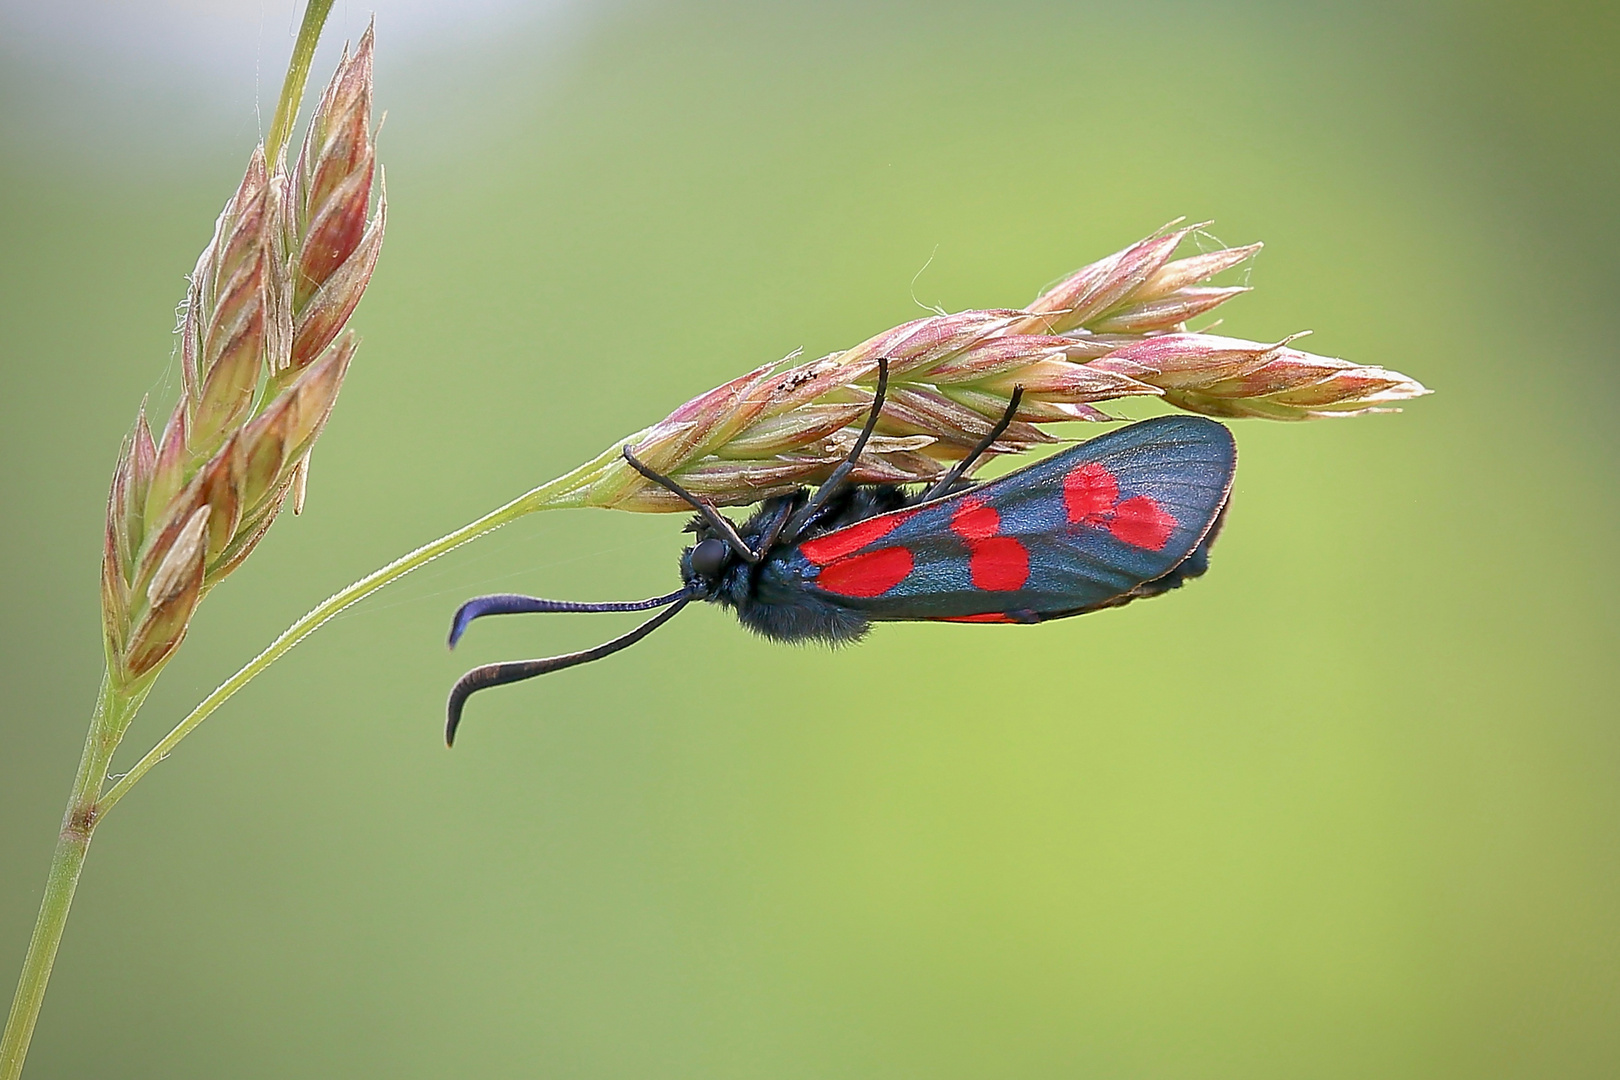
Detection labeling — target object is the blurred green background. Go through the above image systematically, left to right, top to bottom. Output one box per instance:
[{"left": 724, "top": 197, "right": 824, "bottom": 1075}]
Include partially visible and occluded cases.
[{"left": 2, "top": 1, "right": 1617, "bottom": 1077}]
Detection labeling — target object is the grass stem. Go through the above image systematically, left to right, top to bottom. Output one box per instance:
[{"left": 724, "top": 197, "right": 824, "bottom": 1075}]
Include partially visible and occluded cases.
[
  {"left": 265, "top": 0, "right": 336, "bottom": 165},
  {"left": 0, "top": 680, "right": 145, "bottom": 1080}
]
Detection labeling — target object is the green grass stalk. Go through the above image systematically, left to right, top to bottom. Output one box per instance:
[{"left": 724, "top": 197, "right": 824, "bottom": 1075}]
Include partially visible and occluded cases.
[
  {"left": 265, "top": 0, "right": 335, "bottom": 166},
  {"left": 0, "top": 681, "right": 147, "bottom": 1080}
]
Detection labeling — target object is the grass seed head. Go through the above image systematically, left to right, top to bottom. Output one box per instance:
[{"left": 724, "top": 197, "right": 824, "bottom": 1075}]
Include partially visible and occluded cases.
[
  {"left": 101, "top": 32, "right": 384, "bottom": 689},
  {"left": 539, "top": 223, "right": 1427, "bottom": 512}
]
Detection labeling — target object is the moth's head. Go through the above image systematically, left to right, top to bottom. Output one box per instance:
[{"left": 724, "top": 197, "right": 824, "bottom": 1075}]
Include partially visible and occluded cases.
[{"left": 679, "top": 535, "right": 733, "bottom": 595}]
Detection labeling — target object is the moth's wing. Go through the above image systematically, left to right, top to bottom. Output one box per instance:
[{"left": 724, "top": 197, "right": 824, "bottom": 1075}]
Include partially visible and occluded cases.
[{"left": 792, "top": 415, "right": 1236, "bottom": 620}]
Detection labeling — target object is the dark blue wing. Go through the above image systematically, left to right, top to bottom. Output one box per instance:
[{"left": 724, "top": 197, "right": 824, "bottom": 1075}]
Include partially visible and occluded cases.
[{"left": 782, "top": 415, "right": 1236, "bottom": 622}]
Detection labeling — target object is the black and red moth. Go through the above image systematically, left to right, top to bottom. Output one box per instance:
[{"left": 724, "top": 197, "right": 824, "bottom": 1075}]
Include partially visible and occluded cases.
[{"left": 445, "top": 360, "right": 1236, "bottom": 744}]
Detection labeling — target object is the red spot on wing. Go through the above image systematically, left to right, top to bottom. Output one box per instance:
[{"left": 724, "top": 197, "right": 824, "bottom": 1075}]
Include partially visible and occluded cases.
[
  {"left": 1062, "top": 461, "right": 1179, "bottom": 551},
  {"left": 1065, "top": 462, "right": 1118, "bottom": 524},
  {"left": 1109, "top": 496, "right": 1176, "bottom": 551},
  {"left": 947, "top": 498, "right": 1028, "bottom": 591},
  {"left": 950, "top": 499, "right": 1001, "bottom": 541},
  {"left": 799, "top": 512, "right": 908, "bottom": 565},
  {"left": 969, "top": 537, "right": 1030, "bottom": 591},
  {"left": 814, "top": 546, "right": 914, "bottom": 598},
  {"left": 934, "top": 612, "right": 1017, "bottom": 623}
]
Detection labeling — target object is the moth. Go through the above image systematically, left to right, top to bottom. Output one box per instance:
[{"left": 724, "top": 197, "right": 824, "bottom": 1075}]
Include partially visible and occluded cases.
[{"left": 445, "top": 360, "right": 1236, "bottom": 744}]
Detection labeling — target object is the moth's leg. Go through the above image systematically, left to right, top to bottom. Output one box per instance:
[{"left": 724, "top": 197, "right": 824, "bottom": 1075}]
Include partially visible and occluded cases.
[
  {"left": 782, "top": 356, "right": 891, "bottom": 542},
  {"left": 919, "top": 386, "right": 1025, "bottom": 502},
  {"left": 621, "top": 446, "right": 760, "bottom": 562},
  {"left": 752, "top": 493, "right": 801, "bottom": 558}
]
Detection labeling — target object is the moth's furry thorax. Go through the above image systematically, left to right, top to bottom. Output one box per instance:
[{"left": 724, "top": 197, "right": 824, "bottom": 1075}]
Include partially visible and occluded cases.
[{"left": 677, "top": 485, "right": 915, "bottom": 645}]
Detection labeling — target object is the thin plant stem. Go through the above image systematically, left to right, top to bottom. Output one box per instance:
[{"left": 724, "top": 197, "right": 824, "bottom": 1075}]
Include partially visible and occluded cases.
[
  {"left": 265, "top": 0, "right": 336, "bottom": 166},
  {"left": 98, "top": 466, "right": 601, "bottom": 815},
  {"left": 0, "top": 680, "right": 147, "bottom": 1080}
]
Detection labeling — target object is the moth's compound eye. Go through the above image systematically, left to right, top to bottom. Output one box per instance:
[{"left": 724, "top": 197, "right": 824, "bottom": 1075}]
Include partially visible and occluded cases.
[{"left": 690, "top": 538, "right": 729, "bottom": 579}]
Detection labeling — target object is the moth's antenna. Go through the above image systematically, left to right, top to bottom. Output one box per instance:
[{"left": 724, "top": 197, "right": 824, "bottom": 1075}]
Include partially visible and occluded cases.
[
  {"left": 448, "top": 588, "right": 692, "bottom": 648},
  {"left": 445, "top": 594, "right": 694, "bottom": 747}
]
